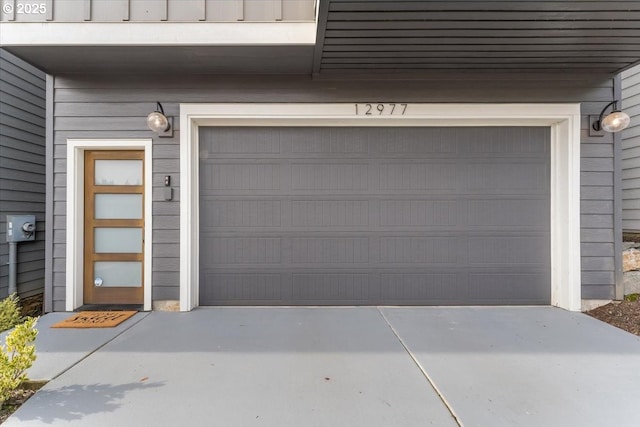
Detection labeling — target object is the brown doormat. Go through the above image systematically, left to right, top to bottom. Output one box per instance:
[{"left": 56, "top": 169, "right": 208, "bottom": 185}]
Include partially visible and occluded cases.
[{"left": 51, "top": 311, "right": 137, "bottom": 328}]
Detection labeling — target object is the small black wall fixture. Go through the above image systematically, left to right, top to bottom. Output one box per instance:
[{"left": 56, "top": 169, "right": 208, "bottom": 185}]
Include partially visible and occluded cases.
[
  {"left": 591, "top": 101, "right": 630, "bottom": 135},
  {"left": 147, "top": 102, "right": 173, "bottom": 138}
]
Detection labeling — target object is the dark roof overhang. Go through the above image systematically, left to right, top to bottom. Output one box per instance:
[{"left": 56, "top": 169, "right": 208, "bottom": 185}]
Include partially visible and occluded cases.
[{"left": 312, "top": 0, "right": 640, "bottom": 78}]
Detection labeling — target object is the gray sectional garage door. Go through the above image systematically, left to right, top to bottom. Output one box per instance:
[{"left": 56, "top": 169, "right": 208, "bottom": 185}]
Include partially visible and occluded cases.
[{"left": 199, "top": 127, "right": 550, "bottom": 305}]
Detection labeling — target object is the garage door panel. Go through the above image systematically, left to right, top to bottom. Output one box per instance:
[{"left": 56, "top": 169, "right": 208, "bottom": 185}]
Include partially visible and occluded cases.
[
  {"left": 199, "top": 126, "right": 550, "bottom": 305},
  {"left": 199, "top": 127, "right": 549, "bottom": 159},
  {"left": 200, "top": 127, "right": 282, "bottom": 154},
  {"left": 288, "top": 128, "right": 369, "bottom": 155},
  {"left": 371, "top": 128, "right": 456, "bottom": 155},
  {"left": 457, "top": 131, "right": 550, "bottom": 155},
  {"left": 202, "top": 136, "right": 280, "bottom": 155},
  {"left": 291, "top": 162, "right": 369, "bottom": 191},
  {"left": 379, "top": 162, "right": 457, "bottom": 191},
  {"left": 463, "top": 162, "right": 549, "bottom": 193},
  {"left": 201, "top": 163, "right": 281, "bottom": 192},
  {"left": 200, "top": 198, "right": 283, "bottom": 228},
  {"left": 466, "top": 198, "right": 549, "bottom": 227},
  {"left": 380, "top": 199, "right": 458, "bottom": 226},
  {"left": 291, "top": 200, "right": 370, "bottom": 227},
  {"left": 467, "top": 235, "right": 550, "bottom": 265},
  {"left": 379, "top": 236, "right": 457, "bottom": 264},
  {"left": 201, "top": 237, "right": 283, "bottom": 265},
  {"left": 291, "top": 237, "right": 370, "bottom": 264},
  {"left": 200, "top": 269, "right": 550, "bottom": 305},
  {"left": 468, "top": 272, "right": 551, "bottom": 302},
  {"left": 200, "top": 273, "right": 285, "bottom": 303},
  {"left": 292, "top": 273, "right": 374, "bottom": 301},
  {"left": 380, "top": 273, "right": 460, "bottom": 301}
]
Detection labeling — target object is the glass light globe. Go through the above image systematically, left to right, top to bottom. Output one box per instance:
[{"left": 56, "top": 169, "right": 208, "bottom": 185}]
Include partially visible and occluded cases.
[
  {"left": 147, "top": 111, "right": 170, "bottom": 132},
  {"left": 601, "top": 111, "right": 630, "bottom": 133}
]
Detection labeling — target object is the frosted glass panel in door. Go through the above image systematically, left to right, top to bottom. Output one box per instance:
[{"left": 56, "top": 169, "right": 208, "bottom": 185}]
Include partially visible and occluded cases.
[
  {"left": 95, "top": 160, "right": 143, "bottom": 185},
  {"left": 95, "top": 194, "right": 142, "bottom": 219},
  {"left": 95, "top": 228, "right": 143, "bottom": 253},
  {"left": 94, "top": 262, "right": 142, "bottom": 287}
]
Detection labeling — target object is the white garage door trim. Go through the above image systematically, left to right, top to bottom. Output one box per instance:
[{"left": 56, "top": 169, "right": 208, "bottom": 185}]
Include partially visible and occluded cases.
[{"left": 179, "top": 103, "right": 581, "bottom": 311}]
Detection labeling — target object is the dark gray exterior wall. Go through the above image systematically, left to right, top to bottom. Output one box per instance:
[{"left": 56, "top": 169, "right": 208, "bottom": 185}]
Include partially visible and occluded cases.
[
  {"left": 0, "top": 49, "right": 46, "bottom": 299},
  {"left": 49, "top": 73, "right": 617, "bottom": 311}
]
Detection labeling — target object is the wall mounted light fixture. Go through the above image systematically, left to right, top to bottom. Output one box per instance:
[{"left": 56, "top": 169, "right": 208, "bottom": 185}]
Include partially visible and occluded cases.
[
  {"left": 592, "top": 101, "right": 630, "bottom": 134},
  {"left": 147, "top": 102, "right": 173, "bottom": 137}
]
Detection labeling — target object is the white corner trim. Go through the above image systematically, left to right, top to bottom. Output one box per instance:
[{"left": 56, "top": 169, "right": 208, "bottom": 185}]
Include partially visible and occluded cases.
[
  {"left": 0, "top": 22, "right": 316, "bottom": 46},
  {"left": 180, "top": 103, "right": 582, "bottom": 312},
  {"left": 550, "top": 113, "right": 582, "bottom": 311},
  {"left": 180, "top": 116, "right": 199, "bottom": 311},
  {"left": 65, "top": 139, "right": 153, "bottom": 312}
]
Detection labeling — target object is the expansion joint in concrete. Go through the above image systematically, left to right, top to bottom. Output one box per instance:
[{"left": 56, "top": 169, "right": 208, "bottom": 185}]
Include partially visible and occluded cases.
[{"left": 376, "top": 307, "right": 464, "bottom": 427}]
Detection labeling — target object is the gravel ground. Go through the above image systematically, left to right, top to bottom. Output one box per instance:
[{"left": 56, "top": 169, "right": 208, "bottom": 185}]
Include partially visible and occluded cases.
[
  {"left": 586, "top": 300, "right": 640, "bottom": 336},
  {"left": 0, "top": 383, "right": 44, "bottom": 424}
]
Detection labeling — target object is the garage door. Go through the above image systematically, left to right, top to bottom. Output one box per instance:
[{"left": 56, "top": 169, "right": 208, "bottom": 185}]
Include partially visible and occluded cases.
[{"left": 199, "top": 127, "right": 550, "bottom": 305}]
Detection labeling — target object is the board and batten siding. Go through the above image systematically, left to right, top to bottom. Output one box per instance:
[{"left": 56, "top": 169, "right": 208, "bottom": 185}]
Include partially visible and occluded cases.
[
  {"left": 1, "top": 0, "right": 316, "bottom": 22},
  {"left": 0, "top": 49, "right": 46, "bottom": 299},
  {"left": 622, "top": 65, "right": 640, "bottom": 233},
  {"left": 50, "top": 73, "right": 618, "bottom": 310}
]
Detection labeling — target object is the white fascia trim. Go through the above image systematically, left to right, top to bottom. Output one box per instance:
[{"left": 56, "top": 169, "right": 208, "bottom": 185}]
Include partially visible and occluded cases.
[
  {"left": 0, "top": 22, "right": 316, "bottom": 46},
  {"left": 180, "top": 103, "right": 582, "bottom": 312},
  {"left": 65, "top": 139, "right": 153, "bottom": 312}
]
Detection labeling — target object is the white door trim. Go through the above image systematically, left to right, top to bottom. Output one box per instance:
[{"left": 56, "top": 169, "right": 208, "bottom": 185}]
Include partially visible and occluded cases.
[
  {"left": 180, "top": 103, "right": 582, "bottom": 311},
  {"left": 65, "top": 139, "right": 153, "bottom": 311}
]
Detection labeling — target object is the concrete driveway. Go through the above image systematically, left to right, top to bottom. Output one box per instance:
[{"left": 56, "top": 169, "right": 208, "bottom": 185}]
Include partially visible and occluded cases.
[{"left": 5, "top": 307, "right": 640, "bottom": 426}]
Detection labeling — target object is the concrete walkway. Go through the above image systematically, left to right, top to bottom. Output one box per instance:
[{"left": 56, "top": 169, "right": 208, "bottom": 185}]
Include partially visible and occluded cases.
[{"left": 5, "top": 307, "right": 640, "bottom": 426}]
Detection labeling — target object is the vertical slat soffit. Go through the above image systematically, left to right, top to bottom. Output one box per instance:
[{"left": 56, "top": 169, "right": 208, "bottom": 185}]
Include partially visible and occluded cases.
[{"left": 314, "top": 0, "right": 640, "bottom": 75}]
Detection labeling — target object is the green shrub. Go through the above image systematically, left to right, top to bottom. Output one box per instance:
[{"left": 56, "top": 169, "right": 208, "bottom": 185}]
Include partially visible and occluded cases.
[
  {"left": 624, "top": 293, "right": 640, "bottom": 302},
  {"left": 0, "top": 294, "right": 23, "bottom": 333},
  {"left": 0, "top": 317, "right": 38, "bottom": 405}
]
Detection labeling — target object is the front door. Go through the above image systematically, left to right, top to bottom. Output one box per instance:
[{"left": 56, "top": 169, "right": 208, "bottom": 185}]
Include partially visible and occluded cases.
[{"left": 83, "top": 150, "right": 145, "bottom": 305}]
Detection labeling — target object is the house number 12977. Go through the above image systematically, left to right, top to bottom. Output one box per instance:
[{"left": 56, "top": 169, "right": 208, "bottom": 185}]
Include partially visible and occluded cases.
[{"left": 355, "top": 103, "right": 407, "bottom": 116}]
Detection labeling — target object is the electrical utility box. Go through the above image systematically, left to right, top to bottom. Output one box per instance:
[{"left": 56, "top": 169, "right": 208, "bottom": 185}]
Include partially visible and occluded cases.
[{"left": 6, "top": 215, "right": 36, "bottom": 242}]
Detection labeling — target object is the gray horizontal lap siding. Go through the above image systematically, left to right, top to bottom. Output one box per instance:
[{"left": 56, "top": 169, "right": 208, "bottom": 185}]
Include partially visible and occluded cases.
[
  {"left": 0, "top": 49, "right": 46, "bottom": 299},
  {"left": 622, "top": 65, "right": 640, "bottom": 232},
  {"left": 50, "top": 73, "right": 617, "bottom": 311}
]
